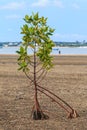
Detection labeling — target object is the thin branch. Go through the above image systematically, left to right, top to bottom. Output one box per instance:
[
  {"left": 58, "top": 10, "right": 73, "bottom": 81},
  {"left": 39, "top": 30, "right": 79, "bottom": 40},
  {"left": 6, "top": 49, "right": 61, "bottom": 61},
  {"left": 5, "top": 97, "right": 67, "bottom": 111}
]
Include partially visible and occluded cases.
[
  {"left": 36, "top": 61, "right": 42, "bottom": 66},
  {"left": 36, "top": 66, "right": 44, "bottom": 73},
  {"left": 36, "top": 69, "right": 45, "bottom": 80},
  {"left": 24, "top": 71, "right": 33, "bottom": 83},
  {"left": 37, "top": 71, "right": 47, "bottom": 84}
]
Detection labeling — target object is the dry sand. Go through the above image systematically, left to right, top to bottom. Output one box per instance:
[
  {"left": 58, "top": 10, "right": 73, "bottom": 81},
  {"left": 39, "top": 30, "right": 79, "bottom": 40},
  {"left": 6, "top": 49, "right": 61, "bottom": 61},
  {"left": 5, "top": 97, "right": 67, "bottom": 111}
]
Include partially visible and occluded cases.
[{"left": 0, "top": 55, "right": 87, "bottom": 130}]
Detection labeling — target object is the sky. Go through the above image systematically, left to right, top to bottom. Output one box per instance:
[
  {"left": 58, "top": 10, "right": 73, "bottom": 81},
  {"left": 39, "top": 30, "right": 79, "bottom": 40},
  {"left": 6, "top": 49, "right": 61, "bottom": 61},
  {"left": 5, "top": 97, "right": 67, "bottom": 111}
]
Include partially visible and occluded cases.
[{"left": 0, "top": 0, "right": 87, "bottom": 42}]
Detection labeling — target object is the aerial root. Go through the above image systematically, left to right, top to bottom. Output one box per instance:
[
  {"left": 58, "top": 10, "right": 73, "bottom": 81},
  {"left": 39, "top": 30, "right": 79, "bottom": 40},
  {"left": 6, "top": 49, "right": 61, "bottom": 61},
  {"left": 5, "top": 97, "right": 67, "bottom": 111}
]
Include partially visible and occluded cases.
[
  {"left": 31, "top": 104, "right": 49, "bottom": 120},
  {"left": 32, "top": 110, "right": 49, "bottom": 120},
  {"left": 67, "top": 110, "right": 79, "bottom": 119}
]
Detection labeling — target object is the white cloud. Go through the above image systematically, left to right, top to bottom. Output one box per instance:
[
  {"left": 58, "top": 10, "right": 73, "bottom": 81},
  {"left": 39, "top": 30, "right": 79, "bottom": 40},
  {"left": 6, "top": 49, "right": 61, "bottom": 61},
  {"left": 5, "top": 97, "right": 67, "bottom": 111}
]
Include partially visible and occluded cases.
[
  {"left": 31, "top": 0, "right": 64, "bottom": 8},
  {"left": 31, "top": 0, "right": 49, "bottom": 7},
  {"left": 53, "top": 0, "right": 64, "bottom": 8},
  {"left": 0, "top": 2, "right": 26, "bottom": 10},
  {"left": 72, "top": 3, "right": 80, "bottom": 9},
  {"left": 5, "top": 14, "right": 21, "bottom": 19}
]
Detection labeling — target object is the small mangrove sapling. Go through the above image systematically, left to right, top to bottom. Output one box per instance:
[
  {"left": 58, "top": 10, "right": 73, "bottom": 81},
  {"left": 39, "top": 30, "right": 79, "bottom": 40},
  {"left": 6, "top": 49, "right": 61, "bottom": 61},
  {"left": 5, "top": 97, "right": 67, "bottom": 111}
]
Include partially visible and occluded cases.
[{"left": 17, "top": 12, "right": 79, "bottom": 120}]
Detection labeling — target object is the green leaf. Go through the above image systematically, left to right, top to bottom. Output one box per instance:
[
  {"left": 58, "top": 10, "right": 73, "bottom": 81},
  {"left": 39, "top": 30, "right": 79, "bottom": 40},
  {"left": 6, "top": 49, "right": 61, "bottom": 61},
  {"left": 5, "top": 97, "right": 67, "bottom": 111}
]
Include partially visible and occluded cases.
[
  {"left": 34, "top": 12, "right": 38, "bottom": 20},
  {"left": 25, "top": 15, "right": 29, "bottom": 20},
  {"left": 23, "top": 24, "right": 28, "bottom": 30},
  {"left": 49, "top": 28, "right": 55, "bottom": 33},
  {"left": 20, "top": 46, "right": 25, "bottom": 53},
  {"left": 16, "top": 50, "right": 20, "bottom": 54},
  {"left": 21, "top": 62, "right": 27, "bottom": 67},
  {"left": 18, "top": 66, "right": 23, "bottom": 70}
]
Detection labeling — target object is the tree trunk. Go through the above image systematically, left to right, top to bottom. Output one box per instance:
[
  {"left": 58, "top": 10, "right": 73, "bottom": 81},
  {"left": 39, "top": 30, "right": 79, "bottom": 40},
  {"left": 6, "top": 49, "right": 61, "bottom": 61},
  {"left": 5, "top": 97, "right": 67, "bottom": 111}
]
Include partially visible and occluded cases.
[
  {"left": 32, "top": 44, "right": 48, "bottom": 120},
  {"left": 33, "top": 44, "right": 42, "bottom": 119}
]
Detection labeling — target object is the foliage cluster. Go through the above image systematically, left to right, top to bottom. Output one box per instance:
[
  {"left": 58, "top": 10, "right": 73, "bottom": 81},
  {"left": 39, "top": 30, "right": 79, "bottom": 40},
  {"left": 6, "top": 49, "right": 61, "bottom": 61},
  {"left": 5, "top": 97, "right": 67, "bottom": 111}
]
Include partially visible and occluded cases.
[{"left": 17, "top": 12, "right": 55, "bottom": 72}]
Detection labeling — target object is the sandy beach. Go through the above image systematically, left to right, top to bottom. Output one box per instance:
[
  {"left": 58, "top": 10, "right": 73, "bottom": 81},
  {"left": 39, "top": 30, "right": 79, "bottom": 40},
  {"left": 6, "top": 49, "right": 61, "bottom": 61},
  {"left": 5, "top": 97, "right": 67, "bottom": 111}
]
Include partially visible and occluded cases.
[{"left": 0, "top": 55, "right": 87, "bottom": 130}]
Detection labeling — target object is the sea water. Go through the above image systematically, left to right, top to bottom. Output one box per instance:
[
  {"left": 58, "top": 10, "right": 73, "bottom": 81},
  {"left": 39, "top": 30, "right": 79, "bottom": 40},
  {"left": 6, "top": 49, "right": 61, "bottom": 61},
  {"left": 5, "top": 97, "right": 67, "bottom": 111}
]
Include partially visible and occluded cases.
[
  {"left": 0, "top": 46, "right": 87, "bottom": 55},
  {"left": 52, "top": 47, "right": 87, "bottom": 55}
]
